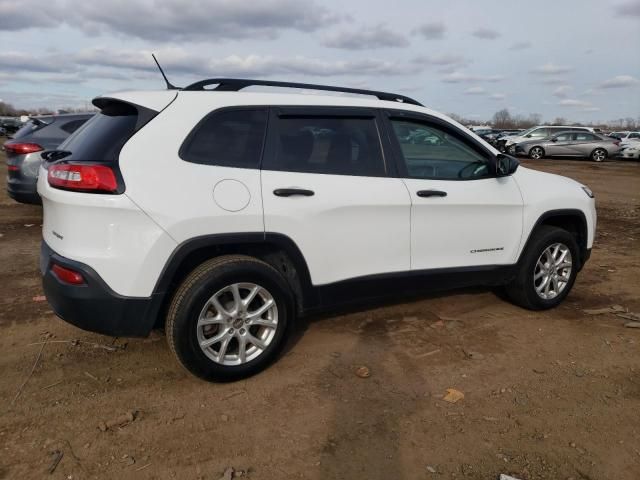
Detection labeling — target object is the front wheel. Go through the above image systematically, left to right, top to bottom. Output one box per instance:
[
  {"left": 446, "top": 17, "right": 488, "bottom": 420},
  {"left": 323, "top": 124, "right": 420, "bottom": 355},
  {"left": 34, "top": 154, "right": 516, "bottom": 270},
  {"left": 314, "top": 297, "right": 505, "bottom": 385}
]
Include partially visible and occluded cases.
[
  {"left": 529, "top": 146, "right": 545, "bottom": 159},
  {"left": 591, "top": 148, "right": 607, "bottom": 162},
  {"left": 505, "top": 226, "right": 579, "bottom": 310},
  {"left": 166, "top": 255, "right": 293, "bottom": 382}
]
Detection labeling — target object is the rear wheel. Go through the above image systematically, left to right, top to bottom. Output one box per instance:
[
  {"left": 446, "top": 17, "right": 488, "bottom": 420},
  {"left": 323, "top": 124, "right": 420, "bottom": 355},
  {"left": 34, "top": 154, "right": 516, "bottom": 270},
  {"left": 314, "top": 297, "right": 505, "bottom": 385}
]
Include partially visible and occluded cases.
[
  {"left": 529, "top": 146, "right": 545, "bottom": 160},
  {"left": 591, "top": 148, "right": 607, "bottom": 162},
  {"left": 505, "top": 226, "right": 579, "bottom": 310},
  {"left": 166, "top": 255, "right": 293, "bottom": 381}
]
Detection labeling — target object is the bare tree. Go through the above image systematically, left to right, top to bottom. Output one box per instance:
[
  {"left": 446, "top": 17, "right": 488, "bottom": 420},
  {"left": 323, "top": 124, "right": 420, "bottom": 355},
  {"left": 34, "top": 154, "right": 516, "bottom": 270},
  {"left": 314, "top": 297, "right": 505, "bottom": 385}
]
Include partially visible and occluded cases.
[{"left": 492, "top": 109, "right": 512, "bottom": 128}]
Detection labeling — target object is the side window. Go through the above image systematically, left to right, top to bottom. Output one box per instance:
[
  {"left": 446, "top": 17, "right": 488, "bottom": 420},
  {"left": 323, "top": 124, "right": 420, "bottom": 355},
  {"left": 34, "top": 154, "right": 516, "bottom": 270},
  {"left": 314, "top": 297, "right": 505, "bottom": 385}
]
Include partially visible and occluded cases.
[
  {"left": 180, "top": 109, "right": 267, "bottom": 168},
  {"left": 264, "top": 116, "right": 385, "bottom": 177},
  {"left": 60, "top": 119, "right": 88, "bottom": 134},
  {"left": 390, "top": 119, "right": 490, "bottom": 180},
  {"left": 530, "top": 128, "right": 548, "bottom": 138},
  {"left": 555, "top": 132, "right": 573, "bottom": 141},
  {"left": 575, "top": 133, "right": 596, "bottom": 141},
  {"left": 629, "top": 133, "right": 640, "bottom": 139}
]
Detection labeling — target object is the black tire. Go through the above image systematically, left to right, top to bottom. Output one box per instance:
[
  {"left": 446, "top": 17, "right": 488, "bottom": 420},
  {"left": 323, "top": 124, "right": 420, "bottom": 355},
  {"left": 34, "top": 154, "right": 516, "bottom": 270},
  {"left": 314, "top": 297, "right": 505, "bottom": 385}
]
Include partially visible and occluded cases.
[
  {"left": 528, "top": 146, "right": 545, "bottom": 160},
  {"left": 591, "top": 148, "right": 607, "bottom": 162},
  {"left": 505, "top": 226, "right": 579, "bottom": 310},
  {"left": 166, "top": 255, "right": 293, "bottom": 382}
]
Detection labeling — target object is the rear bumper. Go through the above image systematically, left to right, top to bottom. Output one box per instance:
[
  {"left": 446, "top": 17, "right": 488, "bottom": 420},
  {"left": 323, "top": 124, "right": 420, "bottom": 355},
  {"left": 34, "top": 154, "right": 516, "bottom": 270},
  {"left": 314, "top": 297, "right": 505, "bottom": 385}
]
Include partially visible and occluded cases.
[
  {"left": 7, "top": 180, "right": 41, "bottom": 204},
  {"left": 41, "top": 241, "right": 157, "bottom": 337}
]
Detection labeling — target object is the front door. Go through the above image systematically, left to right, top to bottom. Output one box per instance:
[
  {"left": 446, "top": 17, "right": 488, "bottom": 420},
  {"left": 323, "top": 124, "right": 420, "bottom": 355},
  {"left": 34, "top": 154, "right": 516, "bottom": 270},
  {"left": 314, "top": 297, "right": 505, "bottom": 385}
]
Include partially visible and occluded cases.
[{"left": 385, "top": 113, "right": 523, "bottom": 271}]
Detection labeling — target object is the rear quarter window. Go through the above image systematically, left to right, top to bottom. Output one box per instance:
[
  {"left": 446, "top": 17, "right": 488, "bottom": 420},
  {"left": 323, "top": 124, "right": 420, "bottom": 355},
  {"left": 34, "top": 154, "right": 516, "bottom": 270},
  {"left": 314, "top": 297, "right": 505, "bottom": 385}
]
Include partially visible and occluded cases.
[{"left": 180, "top": 109, "right": 268, "bottom": 169}]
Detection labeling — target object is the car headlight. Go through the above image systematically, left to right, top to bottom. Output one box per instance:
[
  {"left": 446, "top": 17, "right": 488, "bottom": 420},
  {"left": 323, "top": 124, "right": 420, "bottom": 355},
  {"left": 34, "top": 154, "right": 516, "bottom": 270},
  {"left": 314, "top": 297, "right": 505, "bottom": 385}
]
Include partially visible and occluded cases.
[{"left": 581, "top": 186, "right": 594, "bottom": 198}]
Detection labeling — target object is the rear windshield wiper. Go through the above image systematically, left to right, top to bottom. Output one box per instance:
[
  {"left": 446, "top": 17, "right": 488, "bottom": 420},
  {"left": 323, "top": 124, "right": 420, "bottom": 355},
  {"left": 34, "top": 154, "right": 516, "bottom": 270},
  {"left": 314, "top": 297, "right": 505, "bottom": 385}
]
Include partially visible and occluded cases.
[{"left": 41, "top": 150, "right": 72, "bottom": 162}]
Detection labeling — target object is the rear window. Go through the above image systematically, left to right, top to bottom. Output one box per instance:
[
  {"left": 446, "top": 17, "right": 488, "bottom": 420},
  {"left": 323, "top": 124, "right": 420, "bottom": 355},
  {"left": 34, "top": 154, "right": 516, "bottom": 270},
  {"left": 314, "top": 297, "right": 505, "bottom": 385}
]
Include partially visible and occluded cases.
[
  {"left": 59, "top": 103, "right": 139, "bottom": 162},
  {"left": 60, "top": 118, "right": 88, "bottom": 134},
  {"left": 13, "top": 119, "right": 47, "bottom": 140}
]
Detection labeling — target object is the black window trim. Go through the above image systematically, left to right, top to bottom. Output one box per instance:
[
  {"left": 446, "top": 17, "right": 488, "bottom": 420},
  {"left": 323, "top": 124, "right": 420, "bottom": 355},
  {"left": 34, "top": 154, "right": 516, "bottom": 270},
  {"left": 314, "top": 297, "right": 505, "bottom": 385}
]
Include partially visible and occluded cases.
[
  {"left": 178, "top": 105, "right": 270, "bottom": 170},
  {"left": 261, "top": 106, "right": 391, "bottom": 178},
  {"left": 382, "top": 109, "right": 499, "bottom": 181}
]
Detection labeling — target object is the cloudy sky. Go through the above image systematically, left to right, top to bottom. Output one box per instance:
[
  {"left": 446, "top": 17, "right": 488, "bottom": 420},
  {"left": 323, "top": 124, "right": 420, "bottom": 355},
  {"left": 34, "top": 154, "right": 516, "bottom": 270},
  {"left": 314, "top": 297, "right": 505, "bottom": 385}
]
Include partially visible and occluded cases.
[{"left": 1, "top": 0, "right": 639, "bottom": 122}]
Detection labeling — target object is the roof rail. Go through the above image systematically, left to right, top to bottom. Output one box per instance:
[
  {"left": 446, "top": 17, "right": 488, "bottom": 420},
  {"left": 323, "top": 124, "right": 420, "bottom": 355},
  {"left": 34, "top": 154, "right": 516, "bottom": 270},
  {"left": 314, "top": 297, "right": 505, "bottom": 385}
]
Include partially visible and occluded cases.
[{"left": 182, "top": 78, "right": 423, "bottom": 106}]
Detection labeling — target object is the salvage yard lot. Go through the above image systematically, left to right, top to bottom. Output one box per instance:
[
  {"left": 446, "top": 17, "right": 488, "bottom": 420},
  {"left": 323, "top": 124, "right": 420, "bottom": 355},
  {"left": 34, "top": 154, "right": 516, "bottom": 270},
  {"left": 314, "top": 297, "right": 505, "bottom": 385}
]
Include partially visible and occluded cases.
[{"left": 0, "top": 151, "right": 639, "bottom": 479}]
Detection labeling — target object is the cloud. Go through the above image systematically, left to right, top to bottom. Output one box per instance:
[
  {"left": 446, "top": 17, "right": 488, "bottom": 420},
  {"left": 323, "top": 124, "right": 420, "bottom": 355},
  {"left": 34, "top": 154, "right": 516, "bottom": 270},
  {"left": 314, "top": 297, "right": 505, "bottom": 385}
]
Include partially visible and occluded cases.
[
  {"left": 0, "top": 0, "right": 340, "bottom": 41},
  {"left": 614, "top": 0, "right": 640, "bottom": 16},
  {"left": 413, "top": 22, "right": 446, "bottom": 39},
  {"left": 322, "top": 24, "right": 409, "bottom": 50},
  {"left": 472, "top": 27, "right": 500, "bottom": 39},
  {"left": 508, "top": 41, "right": 532, "bottom": 50},
  {"left": 74, "top": 48, "right": 422, "bottom": 78},
  {"left": 0, "top": 51, "right": 73, "bottom": 73},
  {"left": 412, "top": 54, "right": 468, "bottom": 70},
  {"left": 531, "top": 63, "right": 573, "bottom": 75},
  {"left": 442, "top": 71, "right": 504, "bottom": 83},
  {"left": 597, "top": 75, "right": 640, "bottom": 88},
  {"left": 540, "top": 77, "right": 568, "bottom": 85},
  {"left": 552, "top": 85, "right": 573, "bottom": 97},
  {"left": 464, "top": 86, "right": 485, "bottom": 95},
  {"left": 488, "top": 93, "right": 506, "bottom": 100},
  {"left": 559, "top": 99, "right": 592, "bottom": 108}
]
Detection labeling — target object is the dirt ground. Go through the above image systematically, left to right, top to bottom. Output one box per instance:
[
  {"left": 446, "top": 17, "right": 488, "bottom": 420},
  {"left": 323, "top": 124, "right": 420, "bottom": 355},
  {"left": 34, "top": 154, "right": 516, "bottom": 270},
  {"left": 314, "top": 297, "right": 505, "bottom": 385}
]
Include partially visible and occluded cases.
[{"left": 1, "top": 148, "right": 639, "bottom": 480}]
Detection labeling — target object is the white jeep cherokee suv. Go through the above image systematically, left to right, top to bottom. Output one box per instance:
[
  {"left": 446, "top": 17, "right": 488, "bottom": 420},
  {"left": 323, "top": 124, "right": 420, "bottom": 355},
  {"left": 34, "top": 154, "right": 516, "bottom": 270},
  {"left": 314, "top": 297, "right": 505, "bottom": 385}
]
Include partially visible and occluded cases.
[{"left": 38, "top": 79, "right": 596, "bottom": 382}]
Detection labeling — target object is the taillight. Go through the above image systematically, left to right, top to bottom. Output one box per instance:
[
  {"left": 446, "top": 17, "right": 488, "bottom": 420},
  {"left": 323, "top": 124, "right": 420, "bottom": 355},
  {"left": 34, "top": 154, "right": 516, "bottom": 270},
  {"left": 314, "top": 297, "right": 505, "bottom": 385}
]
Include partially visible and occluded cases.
[
  {"left": 3, "top": 143, "right": 44, "bottom": 154},
  {"left": 48, "top": 163, "right": 118, "bottom": 193},
  {"left": 7, "top": 165, "right": 19, "bottom": 172},
  {"left": 51, "top": 263, "right": 85, "bottom": 285}
]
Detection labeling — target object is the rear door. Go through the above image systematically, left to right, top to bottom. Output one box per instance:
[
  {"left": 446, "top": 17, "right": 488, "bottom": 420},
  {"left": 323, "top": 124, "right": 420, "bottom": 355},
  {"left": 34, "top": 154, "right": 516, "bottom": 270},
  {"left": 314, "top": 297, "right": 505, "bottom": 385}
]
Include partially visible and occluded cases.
[
  {"left": 260, "top": 107, "right": 411, "bottom": 286},
  {"left": 569, "top": 132, "right": 599, "bottom": 157}
]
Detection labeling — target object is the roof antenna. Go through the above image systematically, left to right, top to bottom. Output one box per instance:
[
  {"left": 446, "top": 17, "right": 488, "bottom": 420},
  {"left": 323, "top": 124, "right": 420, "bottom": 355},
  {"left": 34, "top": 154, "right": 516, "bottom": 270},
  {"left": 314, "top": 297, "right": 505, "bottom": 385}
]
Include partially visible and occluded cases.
[{"left": 152, "top": 53, "right": 179, "bottom": 90}]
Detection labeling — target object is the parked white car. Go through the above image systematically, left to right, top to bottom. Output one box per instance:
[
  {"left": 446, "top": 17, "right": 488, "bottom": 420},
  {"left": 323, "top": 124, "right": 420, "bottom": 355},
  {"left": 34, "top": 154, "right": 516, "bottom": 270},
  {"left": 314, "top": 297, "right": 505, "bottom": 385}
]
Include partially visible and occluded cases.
[{"left": 37, "top": 79, "right": 596, "bottom": 381}]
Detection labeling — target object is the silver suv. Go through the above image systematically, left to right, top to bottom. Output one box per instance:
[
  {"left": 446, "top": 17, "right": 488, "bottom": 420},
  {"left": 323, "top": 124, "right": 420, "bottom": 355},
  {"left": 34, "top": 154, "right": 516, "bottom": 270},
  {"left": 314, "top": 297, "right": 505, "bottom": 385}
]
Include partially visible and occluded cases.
[{"left": 497, "top": 126, "right": 596, "bottom": 154}]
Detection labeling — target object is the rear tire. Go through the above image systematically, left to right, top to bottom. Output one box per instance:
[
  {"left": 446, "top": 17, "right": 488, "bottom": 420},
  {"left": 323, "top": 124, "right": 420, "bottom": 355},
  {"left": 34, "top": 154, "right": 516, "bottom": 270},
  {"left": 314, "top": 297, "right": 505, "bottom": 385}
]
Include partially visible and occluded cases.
[
  {"left": 591, "top": 148, "right": 607, "bottom": 162},
  {"left": 505, "top": 226, "right": 579, "bottom": 310},
  {"left": 166, "top": 255, "right": 293, "bottom": 382}
]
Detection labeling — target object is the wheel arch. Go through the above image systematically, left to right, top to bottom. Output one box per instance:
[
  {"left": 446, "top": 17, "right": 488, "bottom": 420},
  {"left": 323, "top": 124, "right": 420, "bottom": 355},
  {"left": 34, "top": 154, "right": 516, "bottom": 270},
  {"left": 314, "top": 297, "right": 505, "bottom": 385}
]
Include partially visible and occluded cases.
[
  {"left": 519, "top": 209, "right": 589, "bottom": 269},
  {"left": 148, "top": 233, "right": 316, "bottom": 328}
]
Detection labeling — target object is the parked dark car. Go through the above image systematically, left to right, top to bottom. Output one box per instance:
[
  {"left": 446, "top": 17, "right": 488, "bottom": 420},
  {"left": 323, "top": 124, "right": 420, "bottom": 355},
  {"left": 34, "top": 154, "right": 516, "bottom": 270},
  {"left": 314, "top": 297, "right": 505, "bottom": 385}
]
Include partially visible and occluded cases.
[
  {"left": 3, "top": 113, "right": 93, "bottom": 204},
  {"left": 0, "top": 117, "right": 23, "bottom": 136}
]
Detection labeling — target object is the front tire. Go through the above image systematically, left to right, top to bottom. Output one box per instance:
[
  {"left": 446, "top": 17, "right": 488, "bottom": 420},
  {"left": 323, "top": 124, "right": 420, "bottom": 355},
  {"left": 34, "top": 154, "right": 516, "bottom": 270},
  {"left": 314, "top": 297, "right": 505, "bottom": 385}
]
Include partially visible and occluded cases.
[
  {"left": 529, "top": 146, "right": 545, "bottom": 160},
  {"left": 591, "top": 148, "right": 607, "bottom": 162},
  {"left": 505, "top": 226, "right": 579, "bottom": 310},
  {"left": 166, "top": 255, "right": 293, "bottom": 382}
]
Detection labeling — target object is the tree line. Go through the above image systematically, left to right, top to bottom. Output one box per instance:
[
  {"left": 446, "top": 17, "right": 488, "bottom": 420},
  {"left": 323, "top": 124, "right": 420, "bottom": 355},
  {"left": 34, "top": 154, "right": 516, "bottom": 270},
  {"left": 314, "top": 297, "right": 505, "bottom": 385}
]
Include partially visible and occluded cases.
[{"left": 449, "top": 108, "right": 640, "bottom": 131}]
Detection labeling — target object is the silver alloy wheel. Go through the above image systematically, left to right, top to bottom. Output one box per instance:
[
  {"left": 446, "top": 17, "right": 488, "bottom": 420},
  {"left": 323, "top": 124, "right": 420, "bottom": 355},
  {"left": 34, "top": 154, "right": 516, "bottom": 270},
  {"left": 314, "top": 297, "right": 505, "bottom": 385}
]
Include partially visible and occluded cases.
[
  {"left": 530, "top": 147, "right": 544, "bottom": 159},
  {"left": 592, "top": 149, "right": 606, "bottom": 162},
  {"left": 533, "top": 243, "right": 572, "bottom": 300},
  {"left": 196, "top": 282, "right": 278, "bottom": 366}
]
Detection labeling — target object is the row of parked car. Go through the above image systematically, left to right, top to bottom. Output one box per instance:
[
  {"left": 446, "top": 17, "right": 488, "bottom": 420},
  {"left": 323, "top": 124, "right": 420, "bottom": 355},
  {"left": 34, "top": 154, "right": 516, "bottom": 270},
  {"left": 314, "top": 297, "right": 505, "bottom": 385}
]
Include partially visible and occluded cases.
[
  {"left": 2, "top": 113, "right": 93, "bottom": 204},
  {"left": 469, "top": 125, "right": 640, "bottom": 162}
]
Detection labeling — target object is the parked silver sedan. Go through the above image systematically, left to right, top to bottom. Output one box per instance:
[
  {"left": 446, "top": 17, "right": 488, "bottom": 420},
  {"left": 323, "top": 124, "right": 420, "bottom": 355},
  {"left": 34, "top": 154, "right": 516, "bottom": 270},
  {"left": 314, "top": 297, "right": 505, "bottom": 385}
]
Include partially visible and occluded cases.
[{"left": 515, "top": 131, "right": 621, "bottom": 162}]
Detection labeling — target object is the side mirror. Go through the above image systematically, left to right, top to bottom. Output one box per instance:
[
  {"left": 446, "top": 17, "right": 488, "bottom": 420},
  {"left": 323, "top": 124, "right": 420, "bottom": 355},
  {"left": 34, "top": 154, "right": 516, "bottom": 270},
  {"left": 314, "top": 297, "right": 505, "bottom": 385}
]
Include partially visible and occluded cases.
[
  {"left": 525, "top": 134, "right": 532, "bottom": 138},
  {"left": 551, "top": 137, "right": 558, "bottom": 142},
  {"left": 496, "top": 154, "right": 519, "bottom": 177}
]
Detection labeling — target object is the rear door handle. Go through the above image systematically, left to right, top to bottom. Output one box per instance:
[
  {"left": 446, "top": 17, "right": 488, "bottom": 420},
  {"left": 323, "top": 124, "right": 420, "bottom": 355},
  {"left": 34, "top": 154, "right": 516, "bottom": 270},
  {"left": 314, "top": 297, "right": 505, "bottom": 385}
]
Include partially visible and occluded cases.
[
  {"left": 273, "top": 188, "right": 315, "bottom": 197},
  {"left": 417, "top": 189, "right": 447, "bottom": 198}
]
